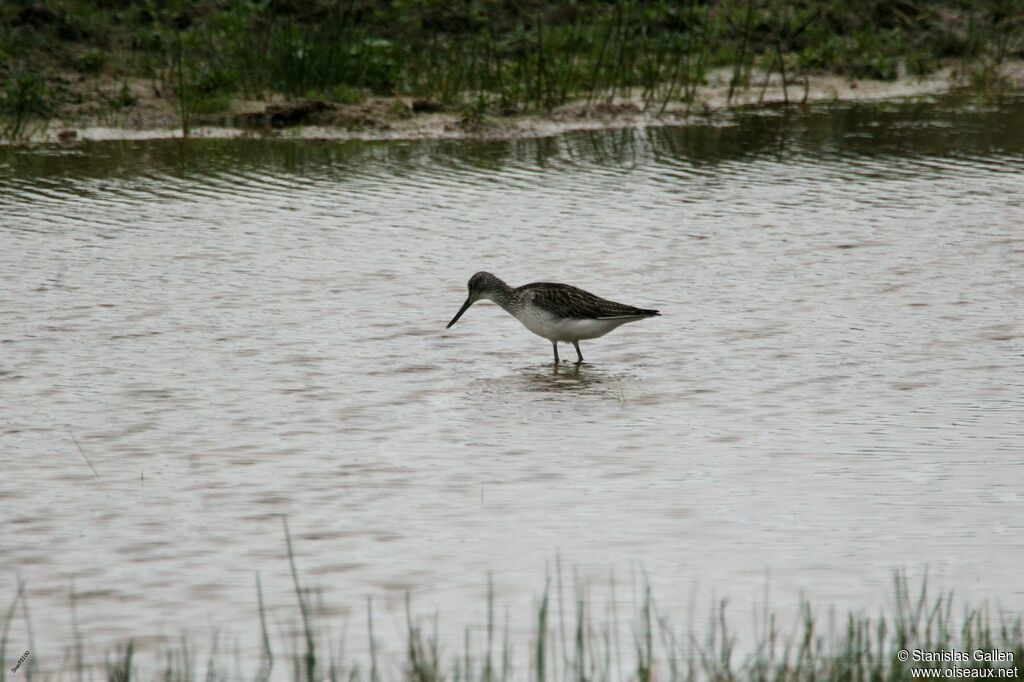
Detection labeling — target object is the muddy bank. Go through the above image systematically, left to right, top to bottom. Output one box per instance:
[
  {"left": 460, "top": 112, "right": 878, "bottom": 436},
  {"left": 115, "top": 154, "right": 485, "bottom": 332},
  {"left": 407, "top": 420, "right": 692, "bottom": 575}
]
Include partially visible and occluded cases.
[{"left": 14, "top": 62, "right": 1024, "bottom": 145}]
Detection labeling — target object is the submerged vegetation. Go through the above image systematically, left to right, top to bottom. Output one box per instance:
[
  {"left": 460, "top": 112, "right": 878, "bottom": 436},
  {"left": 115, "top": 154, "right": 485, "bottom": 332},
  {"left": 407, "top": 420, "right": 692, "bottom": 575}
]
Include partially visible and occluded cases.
[
  {"left": 0, "top": 0, "right": 1023, "bottom": 139},
  {"left": 2, "top": 521, "right": 1023, "bottom": 681}
]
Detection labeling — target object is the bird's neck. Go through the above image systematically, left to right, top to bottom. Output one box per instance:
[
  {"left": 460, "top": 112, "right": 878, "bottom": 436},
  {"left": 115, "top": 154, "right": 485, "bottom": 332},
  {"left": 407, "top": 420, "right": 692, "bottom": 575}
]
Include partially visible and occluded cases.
[{"left": 485, "top": 281, "right": 517, "bottom": 312}]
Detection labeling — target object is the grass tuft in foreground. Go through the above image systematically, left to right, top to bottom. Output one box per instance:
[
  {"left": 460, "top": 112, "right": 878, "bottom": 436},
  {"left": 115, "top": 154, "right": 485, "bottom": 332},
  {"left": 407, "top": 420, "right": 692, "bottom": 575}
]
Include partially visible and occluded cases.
[{"left": 3, "top": 520, "right": 1022, "bottom": 681}]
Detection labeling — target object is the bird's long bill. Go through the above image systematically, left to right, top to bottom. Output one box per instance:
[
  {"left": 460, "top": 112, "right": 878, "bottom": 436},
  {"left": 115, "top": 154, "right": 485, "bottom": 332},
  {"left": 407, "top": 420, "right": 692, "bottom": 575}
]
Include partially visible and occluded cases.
[{"left": 446, "top": 297, "right": 473, "bottom": 328}]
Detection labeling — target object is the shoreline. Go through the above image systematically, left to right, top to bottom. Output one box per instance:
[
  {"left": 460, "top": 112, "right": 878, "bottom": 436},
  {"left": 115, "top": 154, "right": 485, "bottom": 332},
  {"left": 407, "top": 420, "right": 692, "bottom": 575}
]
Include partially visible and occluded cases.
[{"left": 11, "top": 62, "right": 1024, "bottom": 146}]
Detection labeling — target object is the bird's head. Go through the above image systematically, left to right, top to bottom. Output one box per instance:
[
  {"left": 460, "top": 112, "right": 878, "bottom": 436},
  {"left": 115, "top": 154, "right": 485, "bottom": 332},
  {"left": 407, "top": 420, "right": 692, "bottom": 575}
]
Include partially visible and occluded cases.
[{"left": 446, "top": 271, "right": 505, "bottom": 328}]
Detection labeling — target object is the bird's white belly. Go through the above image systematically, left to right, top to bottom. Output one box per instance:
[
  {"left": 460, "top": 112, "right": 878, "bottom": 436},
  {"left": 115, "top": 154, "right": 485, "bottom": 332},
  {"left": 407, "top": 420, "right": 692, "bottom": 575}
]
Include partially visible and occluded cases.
[{"left": 514, "top": 306, "right": 628, "bottom": 342}]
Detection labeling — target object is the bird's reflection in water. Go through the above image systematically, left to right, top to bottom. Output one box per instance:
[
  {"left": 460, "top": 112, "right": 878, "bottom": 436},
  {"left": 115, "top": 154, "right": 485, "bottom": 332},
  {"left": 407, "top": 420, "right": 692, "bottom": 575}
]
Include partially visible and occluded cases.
[
  {"left": 467, "top": 362, "right": 633, "bottom": 406},
  {"left": 515, "top": 362, "right": 626, "bottom": 394}
]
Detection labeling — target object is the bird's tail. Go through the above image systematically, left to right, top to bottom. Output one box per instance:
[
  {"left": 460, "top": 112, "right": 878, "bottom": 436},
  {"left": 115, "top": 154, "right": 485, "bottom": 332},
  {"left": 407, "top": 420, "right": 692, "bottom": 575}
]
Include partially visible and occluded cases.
[{"left": 597, "top": 309, "right": 660, "bottom": 320}]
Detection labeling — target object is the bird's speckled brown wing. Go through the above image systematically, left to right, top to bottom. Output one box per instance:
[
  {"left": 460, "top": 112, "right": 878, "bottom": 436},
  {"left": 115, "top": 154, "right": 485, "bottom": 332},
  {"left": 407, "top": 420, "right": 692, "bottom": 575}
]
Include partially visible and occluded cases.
[{"left": 519, "top": 282, "right": 660, "bottom": 320}]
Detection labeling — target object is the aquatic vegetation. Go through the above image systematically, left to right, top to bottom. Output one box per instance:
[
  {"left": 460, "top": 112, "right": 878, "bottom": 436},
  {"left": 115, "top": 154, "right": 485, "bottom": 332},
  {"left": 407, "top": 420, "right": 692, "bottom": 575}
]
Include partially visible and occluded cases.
[
  {"left": 3, "top": 0, "right": 1023, "bottom": 132},
  {"left": 0, "top": 70, "right": 51, "bottom": 142},
  {"left": 93, "top": 80, "right": 135, "bottom": 123},
  {"left": 320, "top": 84, "right": 368, "bottom": 105},
  {"left": 4, "top": 521, "right": 1023, "bottom": 681}
]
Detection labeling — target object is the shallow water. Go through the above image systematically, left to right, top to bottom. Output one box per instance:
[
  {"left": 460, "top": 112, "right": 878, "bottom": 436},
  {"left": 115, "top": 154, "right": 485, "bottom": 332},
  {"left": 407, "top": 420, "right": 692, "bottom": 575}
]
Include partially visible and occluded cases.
[{"left": 2, "top": 95, "right": 1023, "bottom": 674}]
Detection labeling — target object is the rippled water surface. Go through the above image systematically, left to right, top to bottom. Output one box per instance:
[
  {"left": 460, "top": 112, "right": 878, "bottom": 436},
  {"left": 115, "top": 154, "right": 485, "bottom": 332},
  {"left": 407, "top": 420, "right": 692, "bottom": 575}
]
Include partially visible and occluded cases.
[{"left": 2, "top": 95, "right": 1023, "bottom": 672}]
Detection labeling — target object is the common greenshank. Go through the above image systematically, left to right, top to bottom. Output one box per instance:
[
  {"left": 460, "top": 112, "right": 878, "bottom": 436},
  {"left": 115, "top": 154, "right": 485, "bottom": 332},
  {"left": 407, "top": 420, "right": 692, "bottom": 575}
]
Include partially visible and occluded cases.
[{"left": 446, "top": 272, "right": 660, "bottom": 363}]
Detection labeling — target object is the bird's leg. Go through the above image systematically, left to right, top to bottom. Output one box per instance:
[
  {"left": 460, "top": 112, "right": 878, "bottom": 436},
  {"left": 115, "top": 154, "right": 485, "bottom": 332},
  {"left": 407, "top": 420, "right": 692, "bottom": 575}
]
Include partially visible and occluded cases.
[
  {"left": 552, "top": 341, "right": 559, "bottom": 364},
  {"left": 573, "top": 341, "right": 583, "bottom": 364}
]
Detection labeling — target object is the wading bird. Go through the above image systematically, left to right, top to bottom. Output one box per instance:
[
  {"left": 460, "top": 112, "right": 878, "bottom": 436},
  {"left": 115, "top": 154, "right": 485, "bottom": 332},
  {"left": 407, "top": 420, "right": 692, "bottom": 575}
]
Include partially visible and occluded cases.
[{"left": 446, "top": 272, "right": 660, "bottom": 363}]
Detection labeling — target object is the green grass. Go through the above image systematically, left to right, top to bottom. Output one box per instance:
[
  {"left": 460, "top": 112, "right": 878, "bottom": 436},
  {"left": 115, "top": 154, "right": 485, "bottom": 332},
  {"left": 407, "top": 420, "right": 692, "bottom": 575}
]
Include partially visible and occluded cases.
[
  {"left": 1, "top": 0, "right": 1023, "bottom": 138},
  {"left": 0, "top": 69, "right": 51, "bottom": 141},
  {"left": 3, "top": 520, "right": 1022, "bottom": 682}
]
